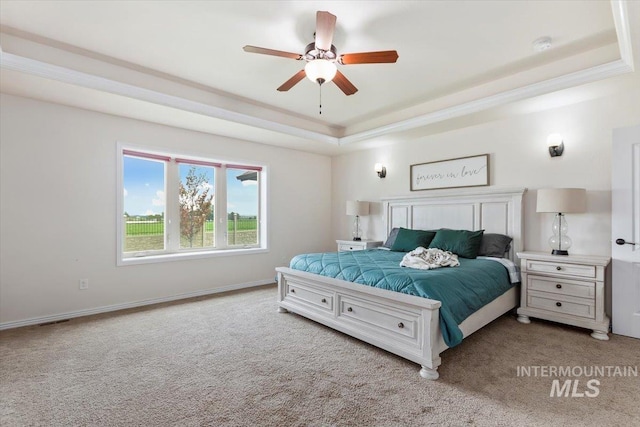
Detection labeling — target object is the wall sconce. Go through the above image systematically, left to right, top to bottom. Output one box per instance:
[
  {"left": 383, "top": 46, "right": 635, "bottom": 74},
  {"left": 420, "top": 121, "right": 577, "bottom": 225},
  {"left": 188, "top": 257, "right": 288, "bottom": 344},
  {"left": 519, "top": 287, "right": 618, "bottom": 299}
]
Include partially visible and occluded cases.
[
  {"left": 547, "top": 133, "right": 564, "bottom": 157},
  {"left": 375, "top": 163, "right": 387, "bottom": 178}
]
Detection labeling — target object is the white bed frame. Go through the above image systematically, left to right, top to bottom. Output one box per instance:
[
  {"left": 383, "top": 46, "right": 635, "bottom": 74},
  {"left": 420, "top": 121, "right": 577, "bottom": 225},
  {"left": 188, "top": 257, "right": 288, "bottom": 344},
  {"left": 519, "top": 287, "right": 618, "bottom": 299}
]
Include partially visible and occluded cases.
[{"left": 276, "top": 187, "right": 526, "bottom": 379}]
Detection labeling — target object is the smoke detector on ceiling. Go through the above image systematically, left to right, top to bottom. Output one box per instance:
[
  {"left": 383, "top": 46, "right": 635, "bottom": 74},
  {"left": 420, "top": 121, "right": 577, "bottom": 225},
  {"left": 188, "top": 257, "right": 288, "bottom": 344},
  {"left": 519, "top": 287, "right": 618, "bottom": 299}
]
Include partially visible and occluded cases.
[{"left": 533, "top": 36, "right": 552, "bottom": 52}]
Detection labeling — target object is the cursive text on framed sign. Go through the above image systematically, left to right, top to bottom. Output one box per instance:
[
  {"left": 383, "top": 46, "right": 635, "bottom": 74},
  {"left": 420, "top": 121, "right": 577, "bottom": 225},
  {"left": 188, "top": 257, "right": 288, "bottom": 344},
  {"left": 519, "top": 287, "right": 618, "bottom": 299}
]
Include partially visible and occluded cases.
[{"left": 410, "top": 154, "right": 489, "bottom": 191}]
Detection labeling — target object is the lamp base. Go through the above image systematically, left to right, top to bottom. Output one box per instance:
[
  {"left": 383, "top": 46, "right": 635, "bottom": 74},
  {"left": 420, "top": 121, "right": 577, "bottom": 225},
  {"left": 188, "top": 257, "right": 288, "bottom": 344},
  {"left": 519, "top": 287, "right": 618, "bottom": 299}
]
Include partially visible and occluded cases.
[
  {"left": 353, "top": 237, "right": 362, "bottom": 241},
  {"left": 551, "top": 249, "right": 569, "bottom": 256}
]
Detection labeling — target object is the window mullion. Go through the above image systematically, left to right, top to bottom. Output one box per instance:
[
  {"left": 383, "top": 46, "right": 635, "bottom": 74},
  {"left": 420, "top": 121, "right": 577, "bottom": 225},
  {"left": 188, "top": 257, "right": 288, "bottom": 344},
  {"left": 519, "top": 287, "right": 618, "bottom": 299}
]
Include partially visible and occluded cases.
[
  {"left": 165, "top": 160, "right": 180, "bottom": 252},
  {"left": 215, "top": 165, "right": 227, "bottom": 249},
  {"left": 257, "top": 174, "right": 264, "bottom": 247}
]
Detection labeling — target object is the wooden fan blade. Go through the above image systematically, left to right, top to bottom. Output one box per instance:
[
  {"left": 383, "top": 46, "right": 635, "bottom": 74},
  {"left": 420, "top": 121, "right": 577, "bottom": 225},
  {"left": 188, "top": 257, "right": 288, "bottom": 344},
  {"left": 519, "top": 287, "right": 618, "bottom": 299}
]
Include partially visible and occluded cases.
[
  {"left": 315, "top": 11, "right": 337, "bottom": 51},
  {"left": 243, "top": 45, "right": 302, "bottom": 60},
  {"left": 339, "top": 50, "right": 399, "bottom": 65},
  {"left": 277, "top": 69, "right": 307, "bottom": 91},
  {"left": 332, "top": 70, "right": 358, "bottom": 96}
]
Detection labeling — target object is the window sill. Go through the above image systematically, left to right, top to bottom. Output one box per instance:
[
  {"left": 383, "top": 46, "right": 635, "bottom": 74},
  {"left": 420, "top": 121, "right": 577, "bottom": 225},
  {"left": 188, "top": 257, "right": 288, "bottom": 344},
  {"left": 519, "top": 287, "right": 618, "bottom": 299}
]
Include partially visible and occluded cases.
[{"left": 118, "top": 247, "right": 269, "bottom": 266}]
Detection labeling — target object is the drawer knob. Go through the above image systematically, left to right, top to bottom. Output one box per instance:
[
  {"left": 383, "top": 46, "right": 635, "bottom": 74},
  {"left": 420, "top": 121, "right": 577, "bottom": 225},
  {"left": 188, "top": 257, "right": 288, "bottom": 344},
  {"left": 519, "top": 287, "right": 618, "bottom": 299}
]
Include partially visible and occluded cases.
[
  {"left": 556, "top": 266, "right": 562, "bottom": 271},
  {"left": 556, "top": 284, "right": 562, "bottom": 289},
  {"left": 290, "top": 288, "right": 295, "bottom": 293},
  {"left": 321, "top": 298, "right": 327, "bottom": 303},
  {"left": 556, "top": 302, "right": 562, "bottom": 307},
  {"left": 347, "top": 307, "right": 353, "bottom": 312},
  {"left": 398, "top": 322, "right": 404, "bottom": 329}
]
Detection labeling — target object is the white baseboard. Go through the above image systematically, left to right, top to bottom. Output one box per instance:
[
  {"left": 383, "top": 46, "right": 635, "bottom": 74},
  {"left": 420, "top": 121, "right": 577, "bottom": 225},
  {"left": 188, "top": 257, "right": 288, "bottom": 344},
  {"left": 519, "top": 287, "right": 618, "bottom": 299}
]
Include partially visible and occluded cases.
[{"left": 0, "top": 279, "right": 275, "bottom": 330}]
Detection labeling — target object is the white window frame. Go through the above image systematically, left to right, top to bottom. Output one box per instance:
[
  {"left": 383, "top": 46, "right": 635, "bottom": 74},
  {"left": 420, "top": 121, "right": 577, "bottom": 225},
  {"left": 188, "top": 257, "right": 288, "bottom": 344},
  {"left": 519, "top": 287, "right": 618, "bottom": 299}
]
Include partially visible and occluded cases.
[{"left": 116, "top": 143, "right": 268, "bottom": 266}]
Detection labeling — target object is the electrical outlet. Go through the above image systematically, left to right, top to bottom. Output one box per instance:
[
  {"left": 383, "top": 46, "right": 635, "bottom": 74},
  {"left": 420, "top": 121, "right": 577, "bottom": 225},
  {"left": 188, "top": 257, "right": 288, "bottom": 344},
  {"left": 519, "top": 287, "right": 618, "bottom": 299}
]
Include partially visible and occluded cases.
[{"left": 79, "top": 279, "right": 89, "bottom": 290}]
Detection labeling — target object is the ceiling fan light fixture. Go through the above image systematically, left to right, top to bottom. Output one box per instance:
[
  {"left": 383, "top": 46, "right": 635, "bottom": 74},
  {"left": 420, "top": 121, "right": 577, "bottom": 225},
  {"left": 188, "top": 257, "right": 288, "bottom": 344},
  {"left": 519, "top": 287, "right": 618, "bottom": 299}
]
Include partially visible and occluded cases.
[
  {"left": 243, "top": 11, "right": 396, "bottom": 97},
  {"left": 305, "top": 59, "right": 337, "bottom": 84}
]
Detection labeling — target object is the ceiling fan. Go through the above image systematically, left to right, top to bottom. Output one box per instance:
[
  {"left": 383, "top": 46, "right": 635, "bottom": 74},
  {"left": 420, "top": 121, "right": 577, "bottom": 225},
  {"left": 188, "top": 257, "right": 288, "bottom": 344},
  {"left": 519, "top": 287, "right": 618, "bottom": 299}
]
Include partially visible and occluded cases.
[{"left": 243, "top": 11, "right": 399, "bottom": 97}]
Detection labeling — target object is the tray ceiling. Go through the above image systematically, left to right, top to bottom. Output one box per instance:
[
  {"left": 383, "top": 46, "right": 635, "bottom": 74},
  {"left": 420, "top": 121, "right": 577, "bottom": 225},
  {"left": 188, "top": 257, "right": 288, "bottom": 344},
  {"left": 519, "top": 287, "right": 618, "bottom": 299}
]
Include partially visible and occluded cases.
[{"left": 0, "top": 1, "right": 637, "bottom": 154}]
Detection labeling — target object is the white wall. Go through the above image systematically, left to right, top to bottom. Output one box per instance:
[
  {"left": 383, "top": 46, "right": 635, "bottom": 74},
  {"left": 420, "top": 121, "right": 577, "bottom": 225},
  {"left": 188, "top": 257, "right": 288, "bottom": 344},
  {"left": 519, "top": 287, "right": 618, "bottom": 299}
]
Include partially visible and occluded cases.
[
  {"left": 2, "top": 86, "right": 638, "bottom": 326},
  {"left": 332, "top": 89, "right": 640, "bottom": 257},
  {"left": 0, "top": 94, "right": 333, "bottom": 325}
]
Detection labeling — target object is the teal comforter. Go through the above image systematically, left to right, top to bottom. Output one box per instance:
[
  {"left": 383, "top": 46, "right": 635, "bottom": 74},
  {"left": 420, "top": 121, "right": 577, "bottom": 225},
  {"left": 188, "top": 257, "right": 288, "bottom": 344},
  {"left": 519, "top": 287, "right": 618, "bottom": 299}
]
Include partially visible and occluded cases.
[{"left": 289, "top": 249, "right": 515, "bottom": 347}]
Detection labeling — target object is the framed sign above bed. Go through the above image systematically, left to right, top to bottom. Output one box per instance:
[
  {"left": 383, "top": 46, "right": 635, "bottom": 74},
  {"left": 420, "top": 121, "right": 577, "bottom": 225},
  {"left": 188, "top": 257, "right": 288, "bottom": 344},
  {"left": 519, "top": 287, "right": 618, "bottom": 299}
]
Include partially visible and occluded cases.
[{"left": 410, "top": 154, "right": 489, "bottom": 191}]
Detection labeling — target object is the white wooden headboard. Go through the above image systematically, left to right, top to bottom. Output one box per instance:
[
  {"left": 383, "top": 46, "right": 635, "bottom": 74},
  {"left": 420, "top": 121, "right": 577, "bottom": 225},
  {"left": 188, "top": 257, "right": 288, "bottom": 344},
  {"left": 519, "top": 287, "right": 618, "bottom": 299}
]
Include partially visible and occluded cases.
[{"left": 382, "top": 187, "right": 526, "bottom": 262}]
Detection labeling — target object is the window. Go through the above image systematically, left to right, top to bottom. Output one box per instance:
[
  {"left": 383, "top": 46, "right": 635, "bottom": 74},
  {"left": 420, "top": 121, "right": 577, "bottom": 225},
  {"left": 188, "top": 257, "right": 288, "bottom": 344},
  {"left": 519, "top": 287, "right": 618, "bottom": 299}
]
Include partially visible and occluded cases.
[
  {"left": 118, "top": 146, "right": 266, "bottom": 265},
  {"left": 122, "top": 151, "right": 168, "bottom": 254},
  {"left": 177, "top": 161, "right": 216, "bottom": 250},
  {"left": 226, "top": 166, "right": 260, "bottom": 247}
]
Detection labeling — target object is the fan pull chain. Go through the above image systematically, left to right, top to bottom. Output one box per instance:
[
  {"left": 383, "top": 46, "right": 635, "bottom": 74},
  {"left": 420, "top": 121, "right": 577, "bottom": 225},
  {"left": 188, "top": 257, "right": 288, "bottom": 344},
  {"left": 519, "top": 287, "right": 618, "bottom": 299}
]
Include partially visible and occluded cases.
[{"left": 315, "top": 78, "right": 326, "bottom": 115}]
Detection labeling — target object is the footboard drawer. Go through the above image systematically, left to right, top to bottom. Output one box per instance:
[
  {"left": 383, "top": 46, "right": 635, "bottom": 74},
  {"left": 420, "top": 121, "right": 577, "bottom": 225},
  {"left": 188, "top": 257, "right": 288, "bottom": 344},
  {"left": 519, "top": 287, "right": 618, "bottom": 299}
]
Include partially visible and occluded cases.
[
  {"left": 286, "top": 282, "right": 334, "bottom": 313},
  {"left": 338, "top": 295, "right": 420, "bottom": 345}
]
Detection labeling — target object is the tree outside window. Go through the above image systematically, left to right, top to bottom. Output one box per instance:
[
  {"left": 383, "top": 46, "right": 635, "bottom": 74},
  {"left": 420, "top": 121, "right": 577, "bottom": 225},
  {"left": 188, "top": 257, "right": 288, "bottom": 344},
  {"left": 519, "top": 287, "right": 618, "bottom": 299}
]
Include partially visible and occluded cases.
[{"left": 179, "top": 166, "right": 214, "bottom": 249}]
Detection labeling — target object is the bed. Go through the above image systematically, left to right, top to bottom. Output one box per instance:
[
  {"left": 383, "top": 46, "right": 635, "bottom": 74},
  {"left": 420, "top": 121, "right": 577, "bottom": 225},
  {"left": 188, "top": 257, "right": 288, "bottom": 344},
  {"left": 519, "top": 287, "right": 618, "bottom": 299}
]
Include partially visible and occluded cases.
[{"left": 276, "top": 187, "right": 526, "bottom": 379}]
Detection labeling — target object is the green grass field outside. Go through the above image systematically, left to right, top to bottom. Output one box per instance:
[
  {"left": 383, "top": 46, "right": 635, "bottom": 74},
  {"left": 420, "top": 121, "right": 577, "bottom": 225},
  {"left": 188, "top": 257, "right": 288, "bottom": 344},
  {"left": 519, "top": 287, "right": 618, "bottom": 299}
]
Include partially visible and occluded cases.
[{"left": 126, "top": 219, "right": 256, "bottom": 236}]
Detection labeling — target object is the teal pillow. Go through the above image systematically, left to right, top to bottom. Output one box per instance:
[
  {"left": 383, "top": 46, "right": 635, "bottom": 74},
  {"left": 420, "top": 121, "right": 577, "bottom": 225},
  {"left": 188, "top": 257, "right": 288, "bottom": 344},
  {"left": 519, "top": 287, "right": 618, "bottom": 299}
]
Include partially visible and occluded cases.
[
  {"left": 390, "top": 228, "right": 436, "bottom": 252},
  {"left": 428, "top": 229, "right": 485, "bottom": 259}
]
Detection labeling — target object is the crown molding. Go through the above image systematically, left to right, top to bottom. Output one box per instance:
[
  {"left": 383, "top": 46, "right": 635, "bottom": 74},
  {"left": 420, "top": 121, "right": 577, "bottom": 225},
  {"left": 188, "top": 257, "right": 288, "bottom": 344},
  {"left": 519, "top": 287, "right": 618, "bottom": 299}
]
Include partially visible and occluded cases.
[
  {"left": 611, "top": 0, "right": 634, "bottom": 69},
  {"left": 0, "top": 51, "right": 340, "bottom": 146},
  {"left": 338, "top": 58, "right": 633, "bottom": 145}
]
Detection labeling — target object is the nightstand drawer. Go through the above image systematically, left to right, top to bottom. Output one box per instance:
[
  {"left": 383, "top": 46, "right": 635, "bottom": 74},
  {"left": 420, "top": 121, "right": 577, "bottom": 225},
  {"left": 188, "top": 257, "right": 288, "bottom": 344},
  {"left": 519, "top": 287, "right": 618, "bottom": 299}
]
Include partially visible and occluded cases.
[
  {"left": 336, "top": 240, "right": 383, "bottom": 252},
  {"left": 339, "top": 243, "right": 363, "bottom": 251},
  {"left": 526, "top": 260, "right": 595, "bottom": 279},
  {"left": 528, "top": 275, "right": 595, "bottom": 299},
  {"left": 286, "top": 283, "right": 334, "bottom": 313},
  {"left": 527, "top": 291, "right": 595, "bottom": 319}
]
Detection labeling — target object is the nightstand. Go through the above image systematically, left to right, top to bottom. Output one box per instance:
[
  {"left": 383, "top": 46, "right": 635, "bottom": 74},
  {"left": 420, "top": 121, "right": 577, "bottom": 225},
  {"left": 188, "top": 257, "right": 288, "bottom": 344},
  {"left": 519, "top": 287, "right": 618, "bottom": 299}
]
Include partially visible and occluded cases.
[
  {"left": 336, "top": 240, "right": 383, "bottom": 252},
  {"left": 516, "top": 251, "right": 611, "bottom": 340}
]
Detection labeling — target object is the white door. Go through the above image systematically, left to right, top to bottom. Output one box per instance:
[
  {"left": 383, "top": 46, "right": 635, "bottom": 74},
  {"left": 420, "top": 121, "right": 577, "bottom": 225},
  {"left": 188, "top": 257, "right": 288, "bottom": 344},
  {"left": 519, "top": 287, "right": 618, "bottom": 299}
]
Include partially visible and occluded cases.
[{"left": 612, "top": 124, "right": 640, "bottom": 339}]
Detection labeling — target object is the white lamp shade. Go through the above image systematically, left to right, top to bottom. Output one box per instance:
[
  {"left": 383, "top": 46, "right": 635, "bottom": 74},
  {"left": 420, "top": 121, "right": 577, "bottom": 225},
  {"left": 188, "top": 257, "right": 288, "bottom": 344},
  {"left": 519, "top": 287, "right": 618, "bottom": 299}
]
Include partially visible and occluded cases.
[
  {"left": 305, "top": 59, "right": 337, "bottom": 83},
  {"left": 547, "top": 133, "right": 563, "bottom": 147},
  {"left": 537, "top": 188, "right": 586, "bottom": 213},
  {"left": 346, "top": 201, "right": 369, "bottom": 216}
]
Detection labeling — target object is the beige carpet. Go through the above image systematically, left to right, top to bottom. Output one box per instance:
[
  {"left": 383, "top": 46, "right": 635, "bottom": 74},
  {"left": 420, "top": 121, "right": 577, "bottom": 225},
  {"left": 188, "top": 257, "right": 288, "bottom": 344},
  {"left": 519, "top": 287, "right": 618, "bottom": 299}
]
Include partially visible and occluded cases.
[{"left": 1, "top": 284, "right": 638, "bottom": 427}]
